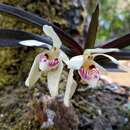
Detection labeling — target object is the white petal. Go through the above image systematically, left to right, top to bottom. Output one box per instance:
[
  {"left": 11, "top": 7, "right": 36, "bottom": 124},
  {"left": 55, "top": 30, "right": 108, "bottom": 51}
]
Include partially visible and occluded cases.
[
  {"left": 43, "top": 25, "right": 62, "bottom": 48},
  {"left": 19, "top": 40, "right": 51, "bottom": 49},
  {"left": 84, "top": 48, "right": 119, "bottom": 54},
  {"left": 59, "top": 50, "right": 69, "bottom": 65},
  {"left": 93, "top": 54, "right": 130, "bottom": 71},
  {"left": 25, "top": 55, "right": 41, "bottom": 87},
  {"left": 68, "top": 55, "right": 83, "bottom": 70},
  {"left": 92, "top": 61, "right": 107, "bottom": 74},
  {"left": 47, "top": 62, "right": 63, "bottom": 97},
  {"left": 64, "top": 69, "right": 77, "bottom": 107}
]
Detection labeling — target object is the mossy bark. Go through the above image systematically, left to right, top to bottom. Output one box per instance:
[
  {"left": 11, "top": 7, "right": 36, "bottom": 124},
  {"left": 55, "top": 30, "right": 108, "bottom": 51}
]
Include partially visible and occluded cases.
[{"left": 0, "top": 0, "right": 73, "bottom": 87}]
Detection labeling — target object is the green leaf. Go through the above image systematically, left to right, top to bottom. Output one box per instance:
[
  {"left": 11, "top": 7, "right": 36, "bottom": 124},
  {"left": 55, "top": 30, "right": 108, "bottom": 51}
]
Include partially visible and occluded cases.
[{"left": 85, "top": 4, "right": 99, "bottom": 49}]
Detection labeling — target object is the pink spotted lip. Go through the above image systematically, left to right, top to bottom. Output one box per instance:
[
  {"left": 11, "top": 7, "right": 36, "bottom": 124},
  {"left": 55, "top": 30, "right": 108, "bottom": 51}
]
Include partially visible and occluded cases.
[
  {"left": 39, "top": 53, "right": 60, "bottom": 70},
  {"left": 48, "top": 59, "right": 60, "bottom": 68},
  {"left": 78, "top": 67, "right": 100, "bottom": 81},
  {"left": 79, "top": 67, "right": 90, "bottom": 80}
]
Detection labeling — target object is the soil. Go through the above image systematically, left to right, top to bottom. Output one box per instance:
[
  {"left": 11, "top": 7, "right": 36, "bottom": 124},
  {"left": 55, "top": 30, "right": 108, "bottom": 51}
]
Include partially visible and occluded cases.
[{"left": 0, "top": 81, "right": 130, "bottom": 130}]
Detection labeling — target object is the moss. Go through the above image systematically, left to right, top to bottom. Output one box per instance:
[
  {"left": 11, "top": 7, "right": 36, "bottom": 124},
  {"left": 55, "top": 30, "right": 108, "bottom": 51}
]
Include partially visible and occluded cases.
[
  {"left": 0, "top": 0, "right": 73, "bottom": 86},
  {"left": 0, "top": 47, "right": 43, "bottom": 87}
]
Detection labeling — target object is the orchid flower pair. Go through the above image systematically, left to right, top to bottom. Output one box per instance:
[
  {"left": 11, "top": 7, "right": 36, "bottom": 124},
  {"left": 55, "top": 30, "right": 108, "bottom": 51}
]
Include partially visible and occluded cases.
[{"left": 20, "top": 25, "right": 129, "bottom": 107}]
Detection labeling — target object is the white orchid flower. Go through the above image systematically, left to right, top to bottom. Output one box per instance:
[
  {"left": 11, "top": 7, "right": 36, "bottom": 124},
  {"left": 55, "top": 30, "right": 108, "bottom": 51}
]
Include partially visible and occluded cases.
[
  {"left": 19, "top": 25, "right": 69, "bottom": 97},
  {"left": 67, "top": 48, "right": 130, "bottom": 88}
]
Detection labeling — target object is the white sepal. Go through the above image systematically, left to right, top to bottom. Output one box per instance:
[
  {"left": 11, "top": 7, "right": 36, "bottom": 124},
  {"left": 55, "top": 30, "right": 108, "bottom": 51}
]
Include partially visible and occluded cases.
[
  {"left": 43, "top": 25, "right": 62, "bottom": 49},
  {"left": 19, "top": 40, "right": 51, "bottom": 49},
  {"left": 84, "top": 48, "right": 119, "bottom": 54},
  {"left": 93, "top": 53, "right": 130, "bottom": 72},
  {"left": 93, "top": 53, "right": 119, "bottom": 64},
  {"left": 25, "top": 55, "right": 41, "bottom": 87},
  {"left": 68, "top": 55, "right": 83, "bottom": 70},
  {"left": 47, "top": 62, "right": 63, "bottom": 97},
  {"left": 118, "top": 62, "right": 130, "bottom": 72},
  {"left": 64, "top": 69, "right": 77, "bottom": 107}
]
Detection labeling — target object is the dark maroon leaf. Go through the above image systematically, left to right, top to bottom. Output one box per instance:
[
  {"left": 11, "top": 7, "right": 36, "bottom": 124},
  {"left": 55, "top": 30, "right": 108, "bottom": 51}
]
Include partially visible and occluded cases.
[
  {"left": 0, "top": 3, "right": 83, "bottom": 55},
  {"left": 84, "top": 4, "right": 99, "bottom": 49},
  {"left": 0, "top": 29, "right": 51, "bottom": 48},
  {"left": 0, "top": 29, "right": 72, "bottom": 55},
  {"left": 101, "top": 33, "right": 130, "bottom": 48},
  {"left": 109, "top": 50, "right": 130, "bottom": 60},
  {"left": 102, "top": 63, "right": 124, "bottom": 72}
]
